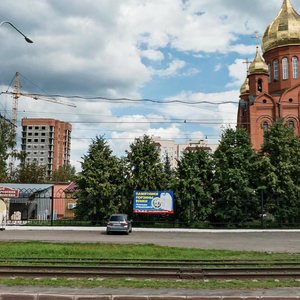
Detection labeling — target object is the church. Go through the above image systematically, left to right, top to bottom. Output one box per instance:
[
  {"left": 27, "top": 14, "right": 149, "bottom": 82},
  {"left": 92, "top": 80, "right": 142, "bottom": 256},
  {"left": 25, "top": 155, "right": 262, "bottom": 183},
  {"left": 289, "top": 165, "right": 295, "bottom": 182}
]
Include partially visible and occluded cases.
[{"left": 237, "top": 0, "right": 300, "bottom": 150}]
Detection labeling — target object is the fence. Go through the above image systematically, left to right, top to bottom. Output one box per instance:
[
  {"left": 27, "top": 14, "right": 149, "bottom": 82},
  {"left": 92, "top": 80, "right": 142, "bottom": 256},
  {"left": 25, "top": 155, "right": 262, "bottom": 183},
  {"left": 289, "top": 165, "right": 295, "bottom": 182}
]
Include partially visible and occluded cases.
[
  {"left": 0, "top": 187, "right": 78, "bottom": 226},
  {"left": 1, "top": 187, "right": 300, "bottom": 229}
]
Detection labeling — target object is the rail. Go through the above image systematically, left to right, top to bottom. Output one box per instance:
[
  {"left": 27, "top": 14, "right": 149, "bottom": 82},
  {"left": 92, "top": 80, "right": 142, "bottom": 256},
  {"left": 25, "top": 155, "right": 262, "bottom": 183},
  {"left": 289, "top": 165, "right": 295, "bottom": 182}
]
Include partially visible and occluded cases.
[{"left": 1, "top": 257, "right": 300, "bottom": 279}]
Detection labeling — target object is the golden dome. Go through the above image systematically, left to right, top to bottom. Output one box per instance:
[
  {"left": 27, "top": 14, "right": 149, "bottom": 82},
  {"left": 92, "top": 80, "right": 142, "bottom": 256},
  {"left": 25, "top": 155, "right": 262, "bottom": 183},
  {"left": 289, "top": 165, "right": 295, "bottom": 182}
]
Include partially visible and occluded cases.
[
  {"left": 262, "top": 0, "right": 300, "bottom": 53},
  {"left": 249, "top": 47, "right": 268, "bottom": 75},
  {"left": 240, "top": 78, "right": 249, "bottom": 95}
]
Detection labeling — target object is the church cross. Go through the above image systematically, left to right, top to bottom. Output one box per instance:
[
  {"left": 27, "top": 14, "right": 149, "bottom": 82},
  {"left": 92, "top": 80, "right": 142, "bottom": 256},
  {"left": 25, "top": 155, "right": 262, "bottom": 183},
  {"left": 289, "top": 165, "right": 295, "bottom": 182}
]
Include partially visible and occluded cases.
[
  {"left": 252, "top": 31, "right": 261, "bottom": 47},
  {"left": 243, "top": 58, "right": 251, "bottom": 74}
]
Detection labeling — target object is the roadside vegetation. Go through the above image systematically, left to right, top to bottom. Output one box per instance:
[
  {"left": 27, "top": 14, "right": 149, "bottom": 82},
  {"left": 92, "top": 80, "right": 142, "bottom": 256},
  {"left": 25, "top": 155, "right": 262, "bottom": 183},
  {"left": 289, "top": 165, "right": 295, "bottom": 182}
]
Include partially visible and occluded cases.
[
  {"left": 1, "top": 119, "right": 300, "bottom": 228},
  {"left": 0, "top": 241, "right": 300, "bottom": 289}
]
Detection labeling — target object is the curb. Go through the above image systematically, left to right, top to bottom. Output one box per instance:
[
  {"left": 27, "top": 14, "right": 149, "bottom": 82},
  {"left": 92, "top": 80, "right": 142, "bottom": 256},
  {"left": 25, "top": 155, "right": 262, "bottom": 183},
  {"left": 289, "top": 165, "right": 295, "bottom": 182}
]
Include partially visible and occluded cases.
[
  {"left": 3, "top": 226, "right": 300, "bottom": 233},
  {"left": 0, "top": 295, "right": 300, "bottom": 300}
]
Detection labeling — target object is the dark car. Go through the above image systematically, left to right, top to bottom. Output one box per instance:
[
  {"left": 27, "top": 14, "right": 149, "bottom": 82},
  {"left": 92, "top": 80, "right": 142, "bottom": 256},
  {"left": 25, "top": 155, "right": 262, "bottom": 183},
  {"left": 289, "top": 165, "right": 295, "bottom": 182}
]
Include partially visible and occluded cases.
[{"left": 106, "top": 214, "right": 132, "bottom": 234}]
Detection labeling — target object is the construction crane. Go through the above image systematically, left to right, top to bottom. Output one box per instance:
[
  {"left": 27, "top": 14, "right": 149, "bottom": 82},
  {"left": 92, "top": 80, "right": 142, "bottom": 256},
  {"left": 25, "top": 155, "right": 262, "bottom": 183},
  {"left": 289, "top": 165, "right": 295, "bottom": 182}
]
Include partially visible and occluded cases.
[{"left": 3, "top": 72, "right": 76, "bottom": 129}]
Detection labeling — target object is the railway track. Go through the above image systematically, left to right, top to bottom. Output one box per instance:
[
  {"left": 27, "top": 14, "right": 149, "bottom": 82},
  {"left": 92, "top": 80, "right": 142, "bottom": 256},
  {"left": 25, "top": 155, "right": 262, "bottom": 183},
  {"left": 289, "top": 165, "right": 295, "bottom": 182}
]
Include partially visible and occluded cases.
[{"left": 1, "top": 257, "right": 300, "bottom": 280}]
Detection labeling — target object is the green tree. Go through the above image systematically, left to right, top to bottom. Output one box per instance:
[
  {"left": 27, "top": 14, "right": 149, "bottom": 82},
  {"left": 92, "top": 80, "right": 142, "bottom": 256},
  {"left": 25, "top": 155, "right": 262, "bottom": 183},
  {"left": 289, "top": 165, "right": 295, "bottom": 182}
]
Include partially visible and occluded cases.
[
  {"left": 0, "top": 116, "right": 16, "bottom": 182},
  {"left": 260, "top": 119, "right": 300, "bottom": 225},
  {"left": 213, "top": 127, "right": 259, "bottom": 227},
  {"left": 124, "top": 135, "right": 165, "bottom": 213},
  {"left": 75, "top": 136, "right": 124, "bottom": 223},
  {"left": 174, "top": 147, "right": 214, "bottom": 226},
  {"left": 162, "top": 152, "right": 175, "bottom": 189},
  {"left": 15, "top": 161, "right": 47, "bottom": 183},
  {"left": 51, "top": 164, "right": 77, "bottom": 182}
]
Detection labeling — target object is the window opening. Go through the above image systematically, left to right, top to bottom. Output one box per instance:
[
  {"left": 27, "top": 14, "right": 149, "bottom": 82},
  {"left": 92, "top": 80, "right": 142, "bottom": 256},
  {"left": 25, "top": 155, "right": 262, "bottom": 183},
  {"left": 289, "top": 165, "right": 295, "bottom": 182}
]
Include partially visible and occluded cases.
[
  {"left": 292, "top": 56, "right": 298, "bottom": 79},
  {"left": 282, "top": 57, "right": 288, "bottom": 79},
  {"left": 273, "top": 60, "right": 279, "bottom": 80},
  {"left": 268, "top": 64, "right": 271, "bottom": 83},
  {"left": 288, "top": 120, "right": 295, "bottom": 129},
  {"left": 262, "top": 121, "right": 269, "bottom": 131}
]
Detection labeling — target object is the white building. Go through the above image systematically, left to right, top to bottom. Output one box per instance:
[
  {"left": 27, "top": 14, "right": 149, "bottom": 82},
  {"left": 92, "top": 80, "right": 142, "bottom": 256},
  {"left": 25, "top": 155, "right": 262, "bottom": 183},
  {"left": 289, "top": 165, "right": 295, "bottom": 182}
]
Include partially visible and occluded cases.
[{"left": 153, "top": 137, "right": 218, "bottom": 169}]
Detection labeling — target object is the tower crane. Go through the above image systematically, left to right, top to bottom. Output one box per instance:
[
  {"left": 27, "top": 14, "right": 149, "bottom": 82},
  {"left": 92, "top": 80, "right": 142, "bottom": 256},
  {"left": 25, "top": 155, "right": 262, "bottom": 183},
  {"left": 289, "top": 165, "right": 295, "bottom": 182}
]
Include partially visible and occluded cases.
[{"left": 3, "top": 72, "right": 76, "bottom": 129}]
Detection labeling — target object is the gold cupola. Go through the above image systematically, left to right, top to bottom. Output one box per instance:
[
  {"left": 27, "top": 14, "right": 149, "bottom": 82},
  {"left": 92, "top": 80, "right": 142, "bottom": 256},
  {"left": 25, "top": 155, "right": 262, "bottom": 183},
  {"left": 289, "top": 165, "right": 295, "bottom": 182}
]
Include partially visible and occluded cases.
[
  {"left": 262, "top": 0, "right": 300, "bottom": 53},
  {"left": 248, "top": 47, "right": 268, "bottom": 75},
  {"left": 240, "top": 78, "right": 249, "bottom": 95}
]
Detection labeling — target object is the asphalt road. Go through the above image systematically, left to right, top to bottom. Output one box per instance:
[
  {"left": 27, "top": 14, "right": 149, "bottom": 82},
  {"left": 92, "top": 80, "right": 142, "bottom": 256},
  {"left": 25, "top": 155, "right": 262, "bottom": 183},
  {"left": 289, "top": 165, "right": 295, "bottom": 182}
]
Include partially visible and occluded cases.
[
  {"left": 1, "top": 227, "right": 300, "bottom": 252},
  {"left": 1, "top": 227, "right": 300, "bottom": 297}
]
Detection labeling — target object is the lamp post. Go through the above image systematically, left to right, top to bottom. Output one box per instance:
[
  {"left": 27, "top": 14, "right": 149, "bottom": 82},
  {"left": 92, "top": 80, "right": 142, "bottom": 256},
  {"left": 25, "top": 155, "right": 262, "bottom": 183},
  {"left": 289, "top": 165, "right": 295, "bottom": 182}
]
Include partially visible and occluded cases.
[{"left": 0, "top": 21, "right": 33, "bottom": 43}]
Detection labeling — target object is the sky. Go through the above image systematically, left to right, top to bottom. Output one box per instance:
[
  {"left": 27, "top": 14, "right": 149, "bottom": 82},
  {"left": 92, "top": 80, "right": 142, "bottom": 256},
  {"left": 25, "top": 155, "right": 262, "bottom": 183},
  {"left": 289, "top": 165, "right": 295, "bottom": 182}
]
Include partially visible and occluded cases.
[{"left": 0, "top": 0, "right": 295, "bottom": 171}]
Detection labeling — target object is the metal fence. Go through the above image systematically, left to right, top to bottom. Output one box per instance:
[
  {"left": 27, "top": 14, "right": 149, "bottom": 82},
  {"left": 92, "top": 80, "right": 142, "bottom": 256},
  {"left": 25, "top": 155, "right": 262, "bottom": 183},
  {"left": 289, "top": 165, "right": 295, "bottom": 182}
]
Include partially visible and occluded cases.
[
  {"left": 0, "top": 187, "right": 77, "bottom": 227},
  {"left": 1, "top": 187, "right": 300, "bottom": 229}
]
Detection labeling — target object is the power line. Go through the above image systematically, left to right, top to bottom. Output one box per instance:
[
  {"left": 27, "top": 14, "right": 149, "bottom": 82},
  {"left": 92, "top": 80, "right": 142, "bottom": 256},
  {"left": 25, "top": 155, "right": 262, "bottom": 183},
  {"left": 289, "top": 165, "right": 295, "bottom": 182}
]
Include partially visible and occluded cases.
[
  {"left": 1, "top": 91, "right": 239, "bottom": 106},
  {"left": 43, "top": 120, "right": 237, "bottom": 124},
  {"left": 72, "top": 136, "right": 220, "bottom": 141}
]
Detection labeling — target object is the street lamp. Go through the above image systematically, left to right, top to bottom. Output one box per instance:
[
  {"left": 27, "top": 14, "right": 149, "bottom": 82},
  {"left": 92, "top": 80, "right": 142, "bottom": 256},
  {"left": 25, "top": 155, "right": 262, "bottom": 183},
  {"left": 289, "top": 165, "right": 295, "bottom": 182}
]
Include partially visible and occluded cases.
[{"left": 0, "top": 21, "right": 33, "bottom": 43}]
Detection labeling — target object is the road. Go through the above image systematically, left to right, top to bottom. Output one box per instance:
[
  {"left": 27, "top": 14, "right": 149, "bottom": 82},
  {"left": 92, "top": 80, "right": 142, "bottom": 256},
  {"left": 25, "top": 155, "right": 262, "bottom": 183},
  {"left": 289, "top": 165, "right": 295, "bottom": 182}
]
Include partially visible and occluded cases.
[
  {"left": 1, "top": 227, "right": 300, "bottom": 252},
  {"left": 1, "top": 227, "right": 300, "bottom": 298}
]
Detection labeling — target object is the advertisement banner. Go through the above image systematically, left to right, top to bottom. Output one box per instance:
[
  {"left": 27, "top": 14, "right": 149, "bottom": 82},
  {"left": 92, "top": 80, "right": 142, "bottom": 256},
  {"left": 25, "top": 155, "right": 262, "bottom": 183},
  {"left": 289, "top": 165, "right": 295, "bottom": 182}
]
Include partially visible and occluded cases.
[
  {"left": 0, "top": 186, "right": 20, "bottom": 198},
  {"left": 133, "top": 190, "right": 174, "bottom": 214}
]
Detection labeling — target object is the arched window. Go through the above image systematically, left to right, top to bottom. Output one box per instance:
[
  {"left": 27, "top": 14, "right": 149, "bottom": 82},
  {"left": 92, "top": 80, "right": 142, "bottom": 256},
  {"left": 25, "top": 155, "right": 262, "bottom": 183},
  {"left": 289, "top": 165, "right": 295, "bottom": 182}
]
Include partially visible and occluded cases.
[
  {"left": 292, "top": 56, "right": 298, "bottom": 79},
  {"left": 282, "top": 57, "right": 288, "bottom": 79},
  {"left": 273, "top": 60, "right": 279, "bottom": 80},
  {"left": 268, "top": 63, "right": 271, "bottom": 83},
  {"left": 258, "top": 79, "right": 262, "bottom": 92},
  {"left": 288, "top": 120, "right": 295, "bottom": 130},
  {"left": 262, "top": 121, "right": 269, "bottom": 131}
]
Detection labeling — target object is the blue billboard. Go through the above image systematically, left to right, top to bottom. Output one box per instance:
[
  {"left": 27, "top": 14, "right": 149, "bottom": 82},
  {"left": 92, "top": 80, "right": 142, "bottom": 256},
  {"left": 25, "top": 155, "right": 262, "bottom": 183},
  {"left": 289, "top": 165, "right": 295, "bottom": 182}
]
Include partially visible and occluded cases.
[{"left": 133, "top": 190, "right": 174, "bottom": 214}]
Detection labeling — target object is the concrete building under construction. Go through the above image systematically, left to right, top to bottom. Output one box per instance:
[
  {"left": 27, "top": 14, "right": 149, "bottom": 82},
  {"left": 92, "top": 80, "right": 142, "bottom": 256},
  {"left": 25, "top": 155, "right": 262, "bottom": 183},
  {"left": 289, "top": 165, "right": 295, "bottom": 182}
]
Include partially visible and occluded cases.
[{"left": 21, "top": 118, "right": 72, "bottom": 178}]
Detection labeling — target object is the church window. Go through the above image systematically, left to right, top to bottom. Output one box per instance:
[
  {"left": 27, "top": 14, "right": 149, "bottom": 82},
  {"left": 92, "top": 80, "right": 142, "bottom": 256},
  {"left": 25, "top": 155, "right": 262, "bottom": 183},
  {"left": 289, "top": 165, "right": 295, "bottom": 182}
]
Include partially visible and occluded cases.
[
  {"left": 292, "top": 56, "right": 298, "bottom": 79},
  {"left": 282, "top": 57, "right": 288, "bottom": 79},
  {"left": 273, "top": 60, "right": 279, "bottom": 80},
  {"left": 268, "top": 64, "right": 271, "bottom": 83},
  {"left": 258, "top": 79, "right": 262, "bottom": 92},
  {"left": 288, "top": 120, "right": 295, "bottom": 130},
  {"left": 262, "top": 121, "right": 269, "bottom": 131}
]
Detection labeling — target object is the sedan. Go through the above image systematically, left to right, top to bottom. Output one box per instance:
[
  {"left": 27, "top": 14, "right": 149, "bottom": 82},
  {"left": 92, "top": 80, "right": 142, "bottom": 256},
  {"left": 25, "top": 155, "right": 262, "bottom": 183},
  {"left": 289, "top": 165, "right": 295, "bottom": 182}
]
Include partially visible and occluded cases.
[{"left": 106, "top": 214, "right": 132, "bottom": 234}]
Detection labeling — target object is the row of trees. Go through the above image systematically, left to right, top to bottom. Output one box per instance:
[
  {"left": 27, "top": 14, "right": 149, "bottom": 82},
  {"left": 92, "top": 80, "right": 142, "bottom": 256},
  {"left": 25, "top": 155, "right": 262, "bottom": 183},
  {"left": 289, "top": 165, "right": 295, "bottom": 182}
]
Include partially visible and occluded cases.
[
  {"left": 1, "top": 115, "right": 300, "bottom": 227},
  {"left": 76, "top": 119, "right": 300, "bottom": 227}
]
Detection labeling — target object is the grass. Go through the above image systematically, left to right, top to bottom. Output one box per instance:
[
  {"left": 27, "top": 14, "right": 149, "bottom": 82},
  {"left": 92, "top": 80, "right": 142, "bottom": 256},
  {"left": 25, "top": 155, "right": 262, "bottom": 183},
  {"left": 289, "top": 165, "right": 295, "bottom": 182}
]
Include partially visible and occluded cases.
[{"left": 0, "top": 241, "right": 300, "bottom": 289}]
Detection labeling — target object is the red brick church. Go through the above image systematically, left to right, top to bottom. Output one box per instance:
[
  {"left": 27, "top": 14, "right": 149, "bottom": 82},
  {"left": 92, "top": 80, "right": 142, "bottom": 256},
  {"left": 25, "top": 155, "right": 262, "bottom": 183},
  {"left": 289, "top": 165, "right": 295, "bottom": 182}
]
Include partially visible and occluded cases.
[{"left": 237, "top": 0, "right": 300, "bottom": 150}]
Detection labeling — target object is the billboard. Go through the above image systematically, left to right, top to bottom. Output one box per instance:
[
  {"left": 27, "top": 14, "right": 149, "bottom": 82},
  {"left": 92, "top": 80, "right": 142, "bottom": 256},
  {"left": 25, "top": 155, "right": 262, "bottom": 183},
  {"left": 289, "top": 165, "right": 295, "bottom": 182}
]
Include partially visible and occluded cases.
[{"left": 133, "top": 190, "right": 174, "bottom": 214}]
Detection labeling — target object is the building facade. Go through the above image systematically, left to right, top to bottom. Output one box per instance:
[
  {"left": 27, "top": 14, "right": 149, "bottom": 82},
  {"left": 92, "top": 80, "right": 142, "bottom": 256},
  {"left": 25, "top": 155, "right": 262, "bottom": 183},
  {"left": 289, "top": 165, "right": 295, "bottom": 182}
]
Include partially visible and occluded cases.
[
  {"left": 237, "top": 0, "right": 300, "bottom": 150},
  {"left": 21, "top": 118, "right": 72, "bottom": 178},
  {"left": 153, "top": 137, "right": 218, "bottom": 169}
]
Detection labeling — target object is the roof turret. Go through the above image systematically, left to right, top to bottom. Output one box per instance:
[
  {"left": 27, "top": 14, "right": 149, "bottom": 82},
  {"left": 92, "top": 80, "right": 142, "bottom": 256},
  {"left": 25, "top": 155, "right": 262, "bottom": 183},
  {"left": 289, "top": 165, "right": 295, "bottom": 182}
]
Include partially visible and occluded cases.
[
  {"left": 248, "top": 47, "right": 268, "bottom": 75},
  {"left": 240, "top": 78, "right": 249, "bottom": 95}
]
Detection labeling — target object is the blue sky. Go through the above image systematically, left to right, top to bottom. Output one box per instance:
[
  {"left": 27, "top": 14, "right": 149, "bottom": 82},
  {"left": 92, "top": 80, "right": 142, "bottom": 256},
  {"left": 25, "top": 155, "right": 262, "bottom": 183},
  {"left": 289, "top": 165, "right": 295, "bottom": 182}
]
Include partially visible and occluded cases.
[{"left": 0, "top": 0, "right": 296, "bottom": 171}]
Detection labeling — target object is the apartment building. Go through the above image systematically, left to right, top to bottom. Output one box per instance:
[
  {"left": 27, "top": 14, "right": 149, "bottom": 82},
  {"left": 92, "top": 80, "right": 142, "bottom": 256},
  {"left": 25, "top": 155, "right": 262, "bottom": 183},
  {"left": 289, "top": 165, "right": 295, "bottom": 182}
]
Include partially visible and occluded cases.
[
  {"left": 21, "top": 118, "right": 72, "bottom": 178},
  {"left": 153, "top": 137, "right": 218, "bottom": 169}
]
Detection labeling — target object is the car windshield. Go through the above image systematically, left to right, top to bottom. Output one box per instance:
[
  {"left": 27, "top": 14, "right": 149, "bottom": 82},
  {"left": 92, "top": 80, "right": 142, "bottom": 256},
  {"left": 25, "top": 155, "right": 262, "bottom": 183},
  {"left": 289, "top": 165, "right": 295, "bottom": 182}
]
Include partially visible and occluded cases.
[{"left": 110, "top": 215, "right": 126, "bottom": 221}]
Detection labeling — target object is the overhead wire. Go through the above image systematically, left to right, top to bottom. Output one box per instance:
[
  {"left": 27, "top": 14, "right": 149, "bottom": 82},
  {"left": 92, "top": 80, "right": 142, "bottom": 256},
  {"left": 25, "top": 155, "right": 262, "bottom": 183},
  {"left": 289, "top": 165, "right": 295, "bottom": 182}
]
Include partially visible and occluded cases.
[
  {"left": 0, "top": 72, "right": 238, "bottom": 143},
  {"left": 7, "top": 92, "right": 239, "bottom": 105}
]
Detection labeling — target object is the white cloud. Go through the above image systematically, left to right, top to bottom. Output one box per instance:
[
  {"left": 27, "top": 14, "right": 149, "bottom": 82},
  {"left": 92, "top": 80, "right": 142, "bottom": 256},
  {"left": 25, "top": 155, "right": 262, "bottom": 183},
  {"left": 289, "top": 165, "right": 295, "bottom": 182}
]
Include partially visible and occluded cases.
[
  {"left": 0, "top": 0, "right": 292, "bottom": 171},
  {"left": 140, "top": 49, "right": 164, "bottom": 61},
  {"left": 151, "top": 59, "right": 186, "bottom": 77},
  {"left": 226, "top": 59, "right": 248, "bottom": 88},
  {"left": 214, "top": 64, "right": 222, "bottom": 72}
]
